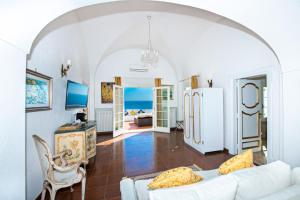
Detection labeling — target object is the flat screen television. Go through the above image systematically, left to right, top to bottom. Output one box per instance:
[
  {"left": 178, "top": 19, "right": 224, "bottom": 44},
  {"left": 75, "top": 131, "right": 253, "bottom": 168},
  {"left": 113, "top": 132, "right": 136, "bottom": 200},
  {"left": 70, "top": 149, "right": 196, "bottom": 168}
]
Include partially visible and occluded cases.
[{"left": 65, "top": 80, "right": 89, "bottom": 109}]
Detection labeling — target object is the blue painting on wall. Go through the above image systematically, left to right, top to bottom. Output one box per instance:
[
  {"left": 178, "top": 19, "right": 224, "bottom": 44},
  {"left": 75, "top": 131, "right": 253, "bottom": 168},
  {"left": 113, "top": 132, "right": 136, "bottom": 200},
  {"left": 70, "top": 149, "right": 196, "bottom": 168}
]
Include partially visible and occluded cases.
[{"left": 26, "top": 69, "right": 52, "bottom": 112}]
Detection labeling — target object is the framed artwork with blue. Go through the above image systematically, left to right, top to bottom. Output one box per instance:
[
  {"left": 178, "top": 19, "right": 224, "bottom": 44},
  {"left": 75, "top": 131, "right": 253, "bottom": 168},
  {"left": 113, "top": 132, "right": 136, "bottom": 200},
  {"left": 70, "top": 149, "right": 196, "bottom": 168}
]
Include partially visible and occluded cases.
[{"left": 26, "top": 69, "right": 53, "bottom": 112}]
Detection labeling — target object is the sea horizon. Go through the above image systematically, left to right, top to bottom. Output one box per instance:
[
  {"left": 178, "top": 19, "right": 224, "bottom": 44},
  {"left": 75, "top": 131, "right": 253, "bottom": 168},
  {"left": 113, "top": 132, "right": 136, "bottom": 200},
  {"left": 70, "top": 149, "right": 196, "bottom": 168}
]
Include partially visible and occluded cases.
[{"left": 124, "top": 100, "right": 153, "bottom": 110}]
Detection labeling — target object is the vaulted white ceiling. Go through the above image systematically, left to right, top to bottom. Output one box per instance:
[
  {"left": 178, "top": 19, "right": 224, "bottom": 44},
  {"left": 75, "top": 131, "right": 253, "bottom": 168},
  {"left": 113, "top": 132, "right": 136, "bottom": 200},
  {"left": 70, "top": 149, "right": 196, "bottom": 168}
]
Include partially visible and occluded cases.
[
  {"left": 3, "top": 0, "right": 300, "bottom": 73},
  {"left": 31, "top": 1, "right": 274, "bottom": 81},
  {"left": 78, "top": 11, "right": 226, "bottom": 77}
]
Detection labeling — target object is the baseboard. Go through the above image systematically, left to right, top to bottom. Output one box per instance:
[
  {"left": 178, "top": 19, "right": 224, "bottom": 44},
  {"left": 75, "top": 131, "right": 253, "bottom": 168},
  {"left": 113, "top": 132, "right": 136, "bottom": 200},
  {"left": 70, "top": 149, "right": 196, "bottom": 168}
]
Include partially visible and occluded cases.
[
  {"left": 170, "top": 127, "right": 183, "bottom": 132},
  {"left": 97, "top": 131, "right": 113, "bottom": 136},
  {"left": 184, "top": 144, "right": 231, "bottom": 156}
]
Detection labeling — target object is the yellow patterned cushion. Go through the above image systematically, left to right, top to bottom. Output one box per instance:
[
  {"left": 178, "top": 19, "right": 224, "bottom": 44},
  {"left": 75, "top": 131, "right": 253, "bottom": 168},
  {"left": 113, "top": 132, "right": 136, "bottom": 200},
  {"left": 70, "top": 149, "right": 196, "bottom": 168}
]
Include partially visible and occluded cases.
[
  {"left": 130, "top": 110, "right": 136, "bottom": 116},
  {"left": 218, "top": 149, "right": 253, "bottom": 175},
  {"left": 148, "top": 167, "right": 203, "bottom": 190}
]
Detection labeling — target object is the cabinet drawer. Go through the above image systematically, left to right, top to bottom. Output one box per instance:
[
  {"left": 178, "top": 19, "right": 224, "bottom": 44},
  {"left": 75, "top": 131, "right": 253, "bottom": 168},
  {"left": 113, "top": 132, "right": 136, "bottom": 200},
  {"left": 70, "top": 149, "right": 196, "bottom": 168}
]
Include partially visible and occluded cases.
[{"left": 55, "top": 132, "right": 85, "bottom": 164}]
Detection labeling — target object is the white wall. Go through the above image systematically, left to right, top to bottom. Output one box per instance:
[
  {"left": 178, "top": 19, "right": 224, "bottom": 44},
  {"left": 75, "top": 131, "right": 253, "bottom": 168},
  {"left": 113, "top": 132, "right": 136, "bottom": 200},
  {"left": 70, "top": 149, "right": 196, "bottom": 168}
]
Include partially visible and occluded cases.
[
  {"left": 26, "top": 15, "right": 88, "bottom": 199},
  {"left": 180, "top": 22, "right": 278, "bottom": 154},
  {"left": 0, "top": 40, "right": 26, "bottom": 200},
  {"left": 93, "top": 48, "right": 178, "bottom": 110},
  {"left": 282, "top": 71, "right": 300, "bottom": 166}
]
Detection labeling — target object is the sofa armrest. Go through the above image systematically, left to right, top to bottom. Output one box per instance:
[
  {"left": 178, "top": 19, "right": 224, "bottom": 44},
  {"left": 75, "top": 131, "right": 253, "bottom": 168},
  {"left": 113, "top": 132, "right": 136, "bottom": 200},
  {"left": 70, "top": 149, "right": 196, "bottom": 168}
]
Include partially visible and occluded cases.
[
  {"left": 292, "top": 167, "right": 300, "bottom": 185},
  {"left": 120, "top": 178, "right": 138, "bottom": 200}
]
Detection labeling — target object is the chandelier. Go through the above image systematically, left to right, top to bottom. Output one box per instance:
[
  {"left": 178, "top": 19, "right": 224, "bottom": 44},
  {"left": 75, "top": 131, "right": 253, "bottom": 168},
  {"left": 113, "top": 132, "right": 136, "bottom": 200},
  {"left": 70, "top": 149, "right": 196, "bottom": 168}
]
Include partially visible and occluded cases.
[{"left": 141, "top": 16, "right": 159, "bottom": 67}]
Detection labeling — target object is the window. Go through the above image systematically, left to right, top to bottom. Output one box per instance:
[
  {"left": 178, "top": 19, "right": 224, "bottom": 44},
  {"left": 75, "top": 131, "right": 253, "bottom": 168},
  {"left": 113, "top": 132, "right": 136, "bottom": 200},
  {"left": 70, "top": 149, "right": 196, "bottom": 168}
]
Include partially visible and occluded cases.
[{"left": 263, "top": 87, "right": 268, "bottom": 118}]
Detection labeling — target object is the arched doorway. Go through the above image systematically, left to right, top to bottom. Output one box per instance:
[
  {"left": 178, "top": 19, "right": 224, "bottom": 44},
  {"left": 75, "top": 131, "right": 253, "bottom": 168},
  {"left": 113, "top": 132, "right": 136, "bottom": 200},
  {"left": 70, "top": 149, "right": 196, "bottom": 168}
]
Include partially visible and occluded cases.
[{"left": 25, "top": 1, "right": 282, "bottom": 199}]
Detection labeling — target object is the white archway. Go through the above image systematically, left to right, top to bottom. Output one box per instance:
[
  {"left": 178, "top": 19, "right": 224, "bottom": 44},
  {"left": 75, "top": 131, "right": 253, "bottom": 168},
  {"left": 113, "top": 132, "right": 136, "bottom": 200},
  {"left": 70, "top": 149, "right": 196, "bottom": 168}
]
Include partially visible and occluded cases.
[
  {"left": 3, "top": 1, "right": 300, "bottom": 200},
  {"left": 24, "top": 2, "right": 286, "bottom": 198},
  {"left": 28, "top": 4, "right": 284, "bottom": 153}
]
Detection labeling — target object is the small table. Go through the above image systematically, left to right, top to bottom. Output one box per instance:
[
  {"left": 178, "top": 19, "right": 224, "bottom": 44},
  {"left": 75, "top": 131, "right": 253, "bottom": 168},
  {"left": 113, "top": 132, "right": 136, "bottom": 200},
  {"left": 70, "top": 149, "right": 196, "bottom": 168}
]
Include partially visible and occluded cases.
[{"left": 175, "top": 120, "right": 184, "bottom": 132}]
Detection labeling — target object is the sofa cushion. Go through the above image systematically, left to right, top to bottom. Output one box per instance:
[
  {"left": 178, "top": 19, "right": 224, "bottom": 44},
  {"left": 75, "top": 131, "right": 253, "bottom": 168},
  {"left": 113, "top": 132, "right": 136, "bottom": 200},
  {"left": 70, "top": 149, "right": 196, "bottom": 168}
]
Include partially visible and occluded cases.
[
  {"left": 137, "top": 113, "right": 152, "bottom": 118},
  {"left": 218, "top": 149, "right": 253, "bottom": 175},
  {"left": 232, "top": 161, "right": 292, "bottom": 200},
  {"left": 148, "top": 167, "right": 203, "bottom": 190},
  {"left": 292, "top": 167, "right": 300, "bottom": 184},
  {"left": 134, "top": 169, "right": 219, "bottom": 200},
  {"left": 196, "top": 169, "right": 219, "bottom": 180},
  {"left": 149, "top": 175, "right": 238, "bottom": 200},
  {"left": 120, "top": 178, "right": 138, "bottom": 200},
  {"left": 135, "top": 179, "right": 152, "bottom": 200},
  {"left": 257, "top": 184, "right": 300, "bottom": 200}
]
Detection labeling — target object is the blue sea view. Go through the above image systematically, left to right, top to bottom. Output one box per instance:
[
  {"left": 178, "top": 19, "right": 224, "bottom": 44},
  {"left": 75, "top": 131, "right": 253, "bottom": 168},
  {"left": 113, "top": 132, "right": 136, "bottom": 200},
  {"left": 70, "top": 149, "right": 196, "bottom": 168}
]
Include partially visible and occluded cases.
[
  {"left": 124, "top": 87, "right": 153, "bottom": 111},
  {"left": 125, "top": 101, "right": 153, "bottom": 110}
]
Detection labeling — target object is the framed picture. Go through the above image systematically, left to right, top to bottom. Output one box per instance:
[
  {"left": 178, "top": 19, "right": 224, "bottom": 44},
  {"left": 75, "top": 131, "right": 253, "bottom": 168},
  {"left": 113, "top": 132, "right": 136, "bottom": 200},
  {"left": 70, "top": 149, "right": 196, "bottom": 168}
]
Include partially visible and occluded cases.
[
  {"left": 26, "top": 69, "right": 53, "bottom": 112},
  {"left": 101, "top": 82, "right": 114, "bottom": 103},
  {"left": 163, "top": 85, "right": 174, "bottom": 100}
]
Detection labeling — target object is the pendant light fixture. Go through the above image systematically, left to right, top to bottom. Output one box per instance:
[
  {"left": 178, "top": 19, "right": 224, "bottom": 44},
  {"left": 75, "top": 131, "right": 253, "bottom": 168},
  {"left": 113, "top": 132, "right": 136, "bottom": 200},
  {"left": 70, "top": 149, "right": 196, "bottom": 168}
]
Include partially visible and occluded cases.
[{"left": 141, "top": 16, "right": 159, "bottom": 67}]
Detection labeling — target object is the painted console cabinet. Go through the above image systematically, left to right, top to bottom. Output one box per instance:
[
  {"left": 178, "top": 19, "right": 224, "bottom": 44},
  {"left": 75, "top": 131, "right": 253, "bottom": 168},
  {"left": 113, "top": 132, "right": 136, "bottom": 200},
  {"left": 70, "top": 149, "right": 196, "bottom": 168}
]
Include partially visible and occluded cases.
[
  {"left": 184, "top": 88, "right": 224, "bottom": 154},
  {"left": 54, "top": 121, "right": 96, "bottom": 164}
]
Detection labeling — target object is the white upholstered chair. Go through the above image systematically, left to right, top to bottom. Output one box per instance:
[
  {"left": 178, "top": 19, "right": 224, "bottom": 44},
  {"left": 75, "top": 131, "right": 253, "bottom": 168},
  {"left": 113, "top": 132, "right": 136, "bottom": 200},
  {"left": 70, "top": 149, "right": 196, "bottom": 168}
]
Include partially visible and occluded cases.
[{"left": 33, "top": 135, "right": 86, "bottom": 200}]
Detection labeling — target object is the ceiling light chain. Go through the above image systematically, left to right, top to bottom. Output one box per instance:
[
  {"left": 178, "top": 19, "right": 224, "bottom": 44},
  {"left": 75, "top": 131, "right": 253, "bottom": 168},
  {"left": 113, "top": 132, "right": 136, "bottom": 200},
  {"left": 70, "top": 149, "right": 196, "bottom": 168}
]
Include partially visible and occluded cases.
[
  {"left": 141, "top": 15, "right": 159, "bottom": 67},
  {"left": 147, "top": 16, "right": 152, "bottom": 51}
]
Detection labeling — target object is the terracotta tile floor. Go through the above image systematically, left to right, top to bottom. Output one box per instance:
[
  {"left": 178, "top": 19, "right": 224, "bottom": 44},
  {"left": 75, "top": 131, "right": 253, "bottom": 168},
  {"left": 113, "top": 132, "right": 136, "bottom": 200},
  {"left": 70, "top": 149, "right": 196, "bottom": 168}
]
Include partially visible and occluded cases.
[
  {"left": 124, "top": 121, "right": 152, "bottom": 131},
  {"left": 48, "top": 131, "right": 232, "bottom": 200}
]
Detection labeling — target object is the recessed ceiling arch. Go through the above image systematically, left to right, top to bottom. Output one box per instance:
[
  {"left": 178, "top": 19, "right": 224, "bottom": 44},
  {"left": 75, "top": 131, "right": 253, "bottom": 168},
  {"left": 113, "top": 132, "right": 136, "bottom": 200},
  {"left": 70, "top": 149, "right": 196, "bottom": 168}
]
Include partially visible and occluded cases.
[
  {"left": 29, "top": 0, "right": 280, "bottom": 71},
  {"left": 94, "top": 46, "right": 179, "bottom": 82}
]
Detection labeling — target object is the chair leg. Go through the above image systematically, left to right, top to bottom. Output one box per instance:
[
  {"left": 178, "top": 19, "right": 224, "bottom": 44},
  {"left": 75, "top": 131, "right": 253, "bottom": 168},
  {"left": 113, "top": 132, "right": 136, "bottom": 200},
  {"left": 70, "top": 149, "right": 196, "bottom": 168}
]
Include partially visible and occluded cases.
[
  {"left": 81, "top": 176, "right": 86, "bottom": 200},
  {"left": 41, "top": 181, "right": 47, "bottom": 200},
  {"left": 41, "top": 188, "right": 46, "bottom": 200},
  {"left": 50, "top": 189, "right": 57, "bottom": 200}
]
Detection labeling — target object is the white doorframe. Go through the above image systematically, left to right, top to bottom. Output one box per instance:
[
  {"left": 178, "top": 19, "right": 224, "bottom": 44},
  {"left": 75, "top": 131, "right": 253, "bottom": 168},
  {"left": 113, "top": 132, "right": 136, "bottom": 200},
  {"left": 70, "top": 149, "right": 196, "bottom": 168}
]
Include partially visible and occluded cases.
[
  {"left": 232, "top": 66, "right": 282, "bottom": 163},
  {"left": 113, "top": 85, "right": 124, "bottom": 137},
  {"left": 122, "top": 86, "right": 154, "bottom": 134},
  {"left": 153, "top": 86, "right": 170, "bottom": 133}
]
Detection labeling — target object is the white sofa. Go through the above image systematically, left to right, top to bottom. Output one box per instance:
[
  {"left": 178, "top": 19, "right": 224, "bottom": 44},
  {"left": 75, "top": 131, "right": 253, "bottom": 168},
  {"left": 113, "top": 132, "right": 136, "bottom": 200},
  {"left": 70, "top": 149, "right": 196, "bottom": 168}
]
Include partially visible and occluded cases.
[{"left": 120, "top": 161, "right": 300, "bottom": 200}]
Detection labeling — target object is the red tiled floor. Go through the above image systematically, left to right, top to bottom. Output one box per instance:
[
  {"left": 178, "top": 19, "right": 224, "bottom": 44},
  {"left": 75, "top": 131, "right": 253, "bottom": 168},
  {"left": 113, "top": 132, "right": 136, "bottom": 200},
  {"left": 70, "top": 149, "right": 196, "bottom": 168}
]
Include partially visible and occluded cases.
[
  {"left": 124, "top": 121, "right": 152, "bottom": 131},
  {"left": 45, "top": 131, "right": 232, "bottom": 200}
]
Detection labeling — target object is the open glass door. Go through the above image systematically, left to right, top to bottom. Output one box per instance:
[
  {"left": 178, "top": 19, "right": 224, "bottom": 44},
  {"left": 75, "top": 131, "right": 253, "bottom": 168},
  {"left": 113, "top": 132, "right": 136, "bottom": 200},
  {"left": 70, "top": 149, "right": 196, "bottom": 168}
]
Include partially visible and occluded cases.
[
  {"left": 113, "top": 85, "right": 124, "bottom": 137},
  {"left": 153, "top": 86, "right": 170, "bottom": 133}
]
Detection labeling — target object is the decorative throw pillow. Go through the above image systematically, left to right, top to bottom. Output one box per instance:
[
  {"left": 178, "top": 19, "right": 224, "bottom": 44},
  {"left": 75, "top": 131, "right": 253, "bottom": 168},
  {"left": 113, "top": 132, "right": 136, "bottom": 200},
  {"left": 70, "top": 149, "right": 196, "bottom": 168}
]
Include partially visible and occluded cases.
[
  {"left": 130, "top": 110, "right": 136, "bottom": 116},
  {"left": 218, "top": 149, "right": 253, "bottom": 175},
  {"left": 148, "top": 167, "right": 203, "bottom": 190}
]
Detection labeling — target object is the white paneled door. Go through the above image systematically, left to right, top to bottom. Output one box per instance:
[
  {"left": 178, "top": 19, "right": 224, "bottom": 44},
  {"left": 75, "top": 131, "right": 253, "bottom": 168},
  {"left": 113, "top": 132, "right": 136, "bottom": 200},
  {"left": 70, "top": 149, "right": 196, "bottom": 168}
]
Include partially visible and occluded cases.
[
  {"left": 238, "top": 79, "right": 262, "bottom": 153},
  {"left": 113, "top": 85, "right": 124, "bottom": 138},
  {"left": 153, "top": 87, "right": 170, "bottom": 133}
]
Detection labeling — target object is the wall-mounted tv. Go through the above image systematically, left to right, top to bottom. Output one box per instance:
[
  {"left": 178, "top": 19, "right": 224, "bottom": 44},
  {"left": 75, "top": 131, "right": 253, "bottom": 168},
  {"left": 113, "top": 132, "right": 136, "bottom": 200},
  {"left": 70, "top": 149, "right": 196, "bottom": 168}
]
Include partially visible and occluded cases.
[{"left": 65, "top": 80, "right": 89, "bottom": 109}]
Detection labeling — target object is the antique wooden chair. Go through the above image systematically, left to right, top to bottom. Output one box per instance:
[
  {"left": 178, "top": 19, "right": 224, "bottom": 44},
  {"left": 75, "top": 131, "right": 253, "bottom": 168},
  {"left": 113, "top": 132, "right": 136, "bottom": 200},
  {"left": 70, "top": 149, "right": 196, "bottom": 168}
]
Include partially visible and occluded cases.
[{"left": 33, "top": 135, "right": 86, "bottom": 200}]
